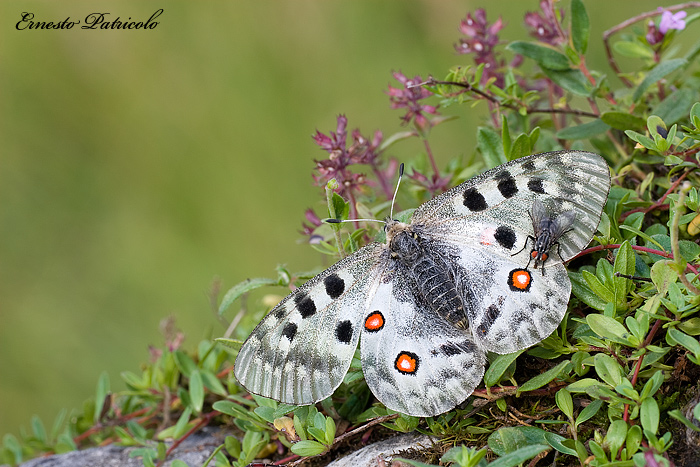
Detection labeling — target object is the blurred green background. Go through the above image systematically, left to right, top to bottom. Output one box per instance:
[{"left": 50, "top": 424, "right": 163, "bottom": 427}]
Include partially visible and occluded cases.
[{"left": 1, "top": 0, "right": 662, "bottom": 437}]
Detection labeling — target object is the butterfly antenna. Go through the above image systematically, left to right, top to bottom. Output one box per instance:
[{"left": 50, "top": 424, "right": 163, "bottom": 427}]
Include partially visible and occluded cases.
[
  {"left": 390, "top": 163, "right": 404, "bottom": 219},
  {"left": 325, "top": 218, "right": 386, "bottom": 225}
]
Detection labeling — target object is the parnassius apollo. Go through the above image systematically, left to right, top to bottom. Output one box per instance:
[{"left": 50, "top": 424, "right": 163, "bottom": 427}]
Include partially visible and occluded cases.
[{"left": 234, "top": 150, "right": 611, "bottom": 416}]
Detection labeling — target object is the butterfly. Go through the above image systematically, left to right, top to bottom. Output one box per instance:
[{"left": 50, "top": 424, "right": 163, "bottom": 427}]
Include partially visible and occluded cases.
[{"left": 234, "top": 151, "right": 611, "bottom": 417}]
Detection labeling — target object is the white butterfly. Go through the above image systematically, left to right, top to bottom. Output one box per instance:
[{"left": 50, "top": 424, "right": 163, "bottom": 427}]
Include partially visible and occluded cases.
[{"left": 234, "top": 151, "right": 611, "bottom": 417}]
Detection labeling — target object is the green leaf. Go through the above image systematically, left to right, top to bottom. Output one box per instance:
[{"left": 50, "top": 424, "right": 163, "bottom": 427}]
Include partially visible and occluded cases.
[
  {"left": 570, "top": 0, "right": 589, "bottom": 54},
  {"left": 613, "top": 40, "right": 654, "bottom": 59},
  {"left": 507, "top": 41, "right": 570, "bottom": 70},
  {"left": 633, "top": 58, "right": 688, "bottom": 101},
  {"left": 541, "top": 67, "right": 591, "bottom": 96},
  {"left": 653, "top": 88, "right": 696, "bottom": 124},
  {"left": 600, "top": 111, "right": 646, "bottom": 131},
  {"left": 501, "top": 115, "right": 512, "bottom": 158},
  {"left": 556, "top": 119, "right": 609, "bottom": 140},
  {"left": 477, "top": 126, "right": 507, "bottom": 167},
  {"left": 625, "top": 130, "right": 657, "bottom": 151},
  {"left": 509, "top": 133, "right": 532, "bottom": 161},
  {"left": 330, "top": 192, "right": 349, "bottom": 220},
  {"left": 613, "top": 241, "right": 635, "bottom": 302},
  {"left": 650, "top": 260, "right": 678, "bottom": 296},
  {"left": 582, "top": 270, "right": 614, "bottom": 303},
  {"left": 570, "top": 272, "right": 608, "bottom": 311},
  {"left": 218, "top": 278, "right": 278, "bottom": 315},
  {"left": 586, "top": 315, "right": 629, "bottom": 343},
  {"left": 679, "top": 317, "right": 700, "bottom": 335},
  {"left": 667, "top": 328, "right": 700, "bottom": 361},
  {"left": 173, "top": 350, "right": 197, "bottom": 378},
  {"left": 484, "top": 350, "right": 523, "bottom": 386},
  {"left": 594, "top": 353, "right": 623, "bottom": 387},
  {"left": 518, "top": 360, "right": 570, "bottom": 393},
  {"left": 189, "top": 370, "right": 204, "bottom": 413},
  {"left": 640, "top": 370, "right": 664, "bottom": 399},
  {"left": 94, "top": 371, "right": 110, "bottom": 423},
  {"left": 567, "top": 378, "right": 604, "bottom": 393},
  {"left": 556, "top": 389, "right": 574, "bottom": 420},
  {"left": 641, "top": 397, "right": 660, "bottom": 434},
  {"left": 575, "top": 399, "right": 603, "bottom": 428},
  {"left": 173, "top": 407, "right": 193, "bottom": 439},
  {"left": 668, "top": 409, "right": 700, "bottom": 432},
  {"left": 30, "top": 415, "right": 46, "bottom": 442},
  {"left": 325, "top": 416, "right": 336, "bottom": 444},
  {"left": 606, "top": 420, "right": 628, "bottom": 459},
  {"left": 626, "top": 424, "right": 643, "bottom": 456},
  {"left": 489, "top": 427, "right": 551, "bottom": 456},
  {"left": 543, "top": 432, "right": 578, "bottom": 456},
  {"left": 290, "top": 440, "right": 327, "bottom": 457},
  {"left": 487, "top": 445, "right": 550, "bottom": 467},
  {"left": 442, "top": 446, "right": 488, "bottom": 466}
]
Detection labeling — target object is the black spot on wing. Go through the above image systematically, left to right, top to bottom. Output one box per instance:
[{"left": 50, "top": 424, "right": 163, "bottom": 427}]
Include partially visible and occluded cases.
[
  {"left": 522, "top": 160, "right": 537, "bottom": 171},
  {"left": 495, "top": 170, "right": 518, "bottom": 198},
  {"left": 528, "top": 178, "right": 546, "bottom": 194},
  {"left": 463, "top": 188, "right": 487, "bottom": 211},
  {"left": 494, "top": 225, "right": 516, "bottom": 250},
  {"left": 324, "top": 273, "right": 345, "bottom": 299},
  {"left": 294, "top": 292, "right": 317, "bottom": 318},
  {"left": 273, "top": 306, "right": 286, "bottom": 319},
  {"left": 335, "top": 320, "right": 353, "bottom": 344},
  {"left": 282, "top": 322, "right": 297, "bottom": 341}
]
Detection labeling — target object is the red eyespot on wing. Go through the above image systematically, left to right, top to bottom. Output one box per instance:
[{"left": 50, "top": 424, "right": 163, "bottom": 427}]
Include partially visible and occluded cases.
[
  {"left": 531, "top": 250, "right": 538, "bottom": 259},
  {"left": 541, "top": 252, "right": 548, "bottom": 261},
  {"left": 507, "top": 268, "right": 532, "bottom": 292},
  {"left": 364, "top": 311, "right": 385, "bottom": 332},
  {"left": 394, "top": 352, "right": 419, "bottom": 374}
]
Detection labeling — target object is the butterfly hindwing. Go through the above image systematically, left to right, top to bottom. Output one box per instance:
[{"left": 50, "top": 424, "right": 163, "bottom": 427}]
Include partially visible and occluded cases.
[
  {"left": 234, "top": 243, "right": 384, "bottom": 405},
  {"left": 360, "top": 274, "right": 485, "bottom": 417}
]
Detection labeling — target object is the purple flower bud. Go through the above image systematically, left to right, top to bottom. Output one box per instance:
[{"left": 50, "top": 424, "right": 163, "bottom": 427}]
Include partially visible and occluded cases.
[
  {"left": 524, "top": 0, "right": 565, "bottom": 45},
  {"left": 646, "top": 19, "right": 664, "bottom": 45}
]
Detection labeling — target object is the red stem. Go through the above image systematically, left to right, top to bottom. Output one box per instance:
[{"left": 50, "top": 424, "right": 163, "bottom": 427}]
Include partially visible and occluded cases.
[{"left": 576, "top": 243, "right": 699, "bottom": 275}]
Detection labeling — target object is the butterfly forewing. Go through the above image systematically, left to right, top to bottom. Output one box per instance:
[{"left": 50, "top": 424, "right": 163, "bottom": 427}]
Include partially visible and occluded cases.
[
  {"left": 413, "top": 151, "right": 610, "bottom": 263},
  {"left": 234, "top": 242, "right": 384, "bottom": 405}
]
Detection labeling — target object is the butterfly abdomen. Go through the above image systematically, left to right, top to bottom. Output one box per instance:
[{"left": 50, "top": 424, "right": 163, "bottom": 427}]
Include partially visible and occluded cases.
[{"left": 389, "top": 227, "right": 468, "bottom": 328}]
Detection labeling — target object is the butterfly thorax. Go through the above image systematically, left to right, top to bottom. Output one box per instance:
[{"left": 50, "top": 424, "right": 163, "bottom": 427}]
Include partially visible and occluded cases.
[{"left": 385, "top": 220, "right": 469, "bottom": 329}]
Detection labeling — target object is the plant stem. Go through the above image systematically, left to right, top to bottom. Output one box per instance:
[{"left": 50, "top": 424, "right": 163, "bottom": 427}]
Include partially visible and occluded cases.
[
  {"left": 326, "top": 179, "right": 347, "bottom": 258},
  {"left": 670, "top": 182, "right": 700, "bottom": 294}
]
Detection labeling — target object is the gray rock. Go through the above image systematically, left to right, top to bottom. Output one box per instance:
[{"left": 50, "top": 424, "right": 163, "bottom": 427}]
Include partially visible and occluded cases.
[
  {"left": 17, "top": 426, "right": 229, "bottom": 467},
  {"left": 328, "top": 433, "right": 434, "bottom": 467}
]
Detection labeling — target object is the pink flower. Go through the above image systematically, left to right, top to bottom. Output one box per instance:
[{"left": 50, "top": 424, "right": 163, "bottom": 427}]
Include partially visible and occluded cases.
[
  {"left": 524, "top": 0, "right": 565, "bottom": 45},
  {"left": 659, "top": 9, "right": 686, "bottom": 34},
  {"left": 387, "top": 72, "right": 439, "bottom": 131}
]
